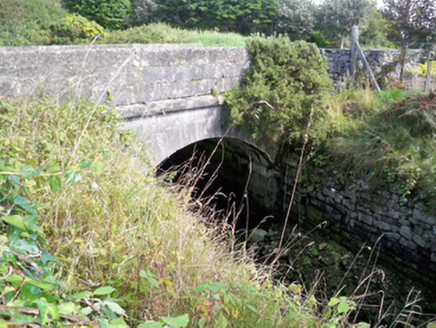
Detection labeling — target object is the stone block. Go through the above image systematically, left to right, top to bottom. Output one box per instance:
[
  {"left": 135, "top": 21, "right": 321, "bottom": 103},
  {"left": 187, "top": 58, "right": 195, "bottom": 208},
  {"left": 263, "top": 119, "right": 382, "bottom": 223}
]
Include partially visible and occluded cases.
[
  {"left": 387, "top": 211, "right": 400, "bottom": 219},
  {"left": 358, "top": 212, "right": 373, "bottom": 226},
  {"left": 400, "top": 225, "right": 412, "bottom": 240},
  {"left": 388, "top": 232, "right": 401, "bottom": 241},
  {"left": 412, "top": 234, "right": 426, "bottom": 248}
]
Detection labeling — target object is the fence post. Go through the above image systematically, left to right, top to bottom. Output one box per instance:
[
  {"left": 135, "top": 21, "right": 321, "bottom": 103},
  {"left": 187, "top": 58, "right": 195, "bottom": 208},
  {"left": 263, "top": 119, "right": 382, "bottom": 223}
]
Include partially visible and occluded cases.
[
  {"left": 350, "top": 26, "right": 359, "bottom": 78},
  {"left": 425, "top": 51, "right": 433, "bottom": 92}
]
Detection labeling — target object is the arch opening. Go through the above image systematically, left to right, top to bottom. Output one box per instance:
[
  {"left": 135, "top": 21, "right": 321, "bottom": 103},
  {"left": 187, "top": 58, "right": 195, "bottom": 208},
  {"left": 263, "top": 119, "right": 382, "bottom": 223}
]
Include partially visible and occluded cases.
[{"left": 158, "top": 137, "right": 280, "bottom": 232}]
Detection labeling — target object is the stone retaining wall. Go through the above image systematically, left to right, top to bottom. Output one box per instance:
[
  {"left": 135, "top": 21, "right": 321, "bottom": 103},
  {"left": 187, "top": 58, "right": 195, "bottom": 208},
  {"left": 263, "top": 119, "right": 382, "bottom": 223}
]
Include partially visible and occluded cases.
[
  {"left": 321, "top": 48, "right": 421, "bottom": 83},
  {"left": 280, "top": 155, "right": 436, "bottom": 286}
]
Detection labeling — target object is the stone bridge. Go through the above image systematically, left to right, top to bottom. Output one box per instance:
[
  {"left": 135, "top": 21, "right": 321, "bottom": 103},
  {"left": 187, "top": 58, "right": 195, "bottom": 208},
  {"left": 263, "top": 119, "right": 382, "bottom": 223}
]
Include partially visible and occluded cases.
[
  {"left": 0, "top": 43, "right": 277, "bottom": 167},
  {"left": 2, "top": 44, "right": 435, "bottom": 283}
]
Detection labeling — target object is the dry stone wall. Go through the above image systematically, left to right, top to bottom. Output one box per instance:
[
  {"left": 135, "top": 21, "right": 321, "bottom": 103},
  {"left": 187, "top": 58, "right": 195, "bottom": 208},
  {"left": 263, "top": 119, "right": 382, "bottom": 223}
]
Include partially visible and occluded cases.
[
  {"left": 320, "top": 48, "right": 421, "bottom": 83},
  {"left": 280, "top": 155, "right": 436, "bottom": 287}
]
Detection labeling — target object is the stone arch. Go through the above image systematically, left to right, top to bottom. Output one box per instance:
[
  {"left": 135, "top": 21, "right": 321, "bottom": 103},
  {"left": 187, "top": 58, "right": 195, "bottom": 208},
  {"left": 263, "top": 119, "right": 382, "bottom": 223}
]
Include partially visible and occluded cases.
[{"left": 122, "top": 105, "right": 278, "bottom": 167}]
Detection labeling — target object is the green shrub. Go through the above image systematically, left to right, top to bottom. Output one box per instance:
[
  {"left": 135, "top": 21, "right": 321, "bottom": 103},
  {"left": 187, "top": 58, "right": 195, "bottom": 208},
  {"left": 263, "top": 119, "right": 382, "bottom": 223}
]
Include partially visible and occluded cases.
[
  {"left": 0, "top": 0, "right": 105, "bottom": 46},
  {"left": 63, "top": 0, "right": 131, "bottom": 30},
  {"left": 61, "top": 13, "right": 105, "bottom": 39},
  {"left": 225, "top": 36, "right": 332, "bottom": 147}
]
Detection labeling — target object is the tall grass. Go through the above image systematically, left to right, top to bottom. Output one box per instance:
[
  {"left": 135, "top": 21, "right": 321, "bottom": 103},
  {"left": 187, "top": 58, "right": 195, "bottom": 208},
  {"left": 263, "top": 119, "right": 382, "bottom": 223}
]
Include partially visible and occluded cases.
[
  {"left": 325, "top": 87, "right": 436, "bottom": 199},
  {"left": 0, "top": 95, "right": 357, "bottom": 326}
]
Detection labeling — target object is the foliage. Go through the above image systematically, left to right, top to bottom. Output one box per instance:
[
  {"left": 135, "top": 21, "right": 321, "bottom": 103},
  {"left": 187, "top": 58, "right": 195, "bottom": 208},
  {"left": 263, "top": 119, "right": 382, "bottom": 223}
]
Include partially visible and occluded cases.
[
  {"left": 0, "top": 0, "right": 105, "bottom": 46},
  {"left": 63, "top": 0, "right": 131, "bottom": 30},
  {"left": 128, "top": 0, "right": 159, "bottom": 26},
  {"left": 155, "top": 0, "right": 277, "bottom": 35},
  {"left": 275, "top": 0, "right": 316, "bottom": 40},
  {"left": 316, "top": 0, "right": 372, "bottom": 48},
  {"left": 382, "top": 0, "right": 436, "bottom": 81},
  {"left": 359, "top": 8, "right": 394, "bottom": 49},
  {"left": 61, "top": 13, "right": 105, "bottom": 39},
  {"left": 101, "top": 22, "right": 247, "bottom": 46},
  {"left": 225, "top": 36, "right": 332, "bottom": 148},
  {"left": 407, "top": 61, "right": 436, "bottom": 77},
  {"left": 326, "top": 89, "right": 436, "bottom": 200},
  {"left": 0, "top": 95, "right": 360, "bottom": 326},
  {"left": 0, "top": 157, "right": 128, "bottom": 325}
]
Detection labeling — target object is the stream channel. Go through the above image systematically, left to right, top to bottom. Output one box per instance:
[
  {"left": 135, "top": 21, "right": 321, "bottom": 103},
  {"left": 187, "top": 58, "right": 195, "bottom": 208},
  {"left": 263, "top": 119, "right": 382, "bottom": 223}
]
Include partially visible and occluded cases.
[{"left": 158, "top": 139, "right": 436, "bottom": 327}]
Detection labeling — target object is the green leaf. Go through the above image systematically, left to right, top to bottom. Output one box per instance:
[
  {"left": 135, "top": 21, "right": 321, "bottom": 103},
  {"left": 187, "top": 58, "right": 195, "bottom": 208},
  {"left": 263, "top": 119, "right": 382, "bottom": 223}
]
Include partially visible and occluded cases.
[
  {"left": 79, "top": 159, "right": 92, "bottom": 169},
  {"left": 92, "top": 162, "right": 105, "bottom": 175},
  {"left": 0, "top": 164, "right": 13, "bottom": 172},
  {"left": 46, "top": 164, "right": 60, "bottom": 173},
  {"left": 21, "top": 165, "right": 41, "bottom": 179},
  {"left": 64, "top": 169, "right": 81, "bottom": 184},
  {"left": 47, "top": 175, "right": 61, "bottom": 192},
  {"left": 14, "top": 196, "right": 35, "bottom": 214},
  {"left": 1, "top": 215, "right": 29, "bottom": 232},
  {"left": 10, "top": 238, "right": 39, "bottom": 253},
  {"left": 41, "top": 250, "right": 56, "bottom": 264},
  {"left": 0, "top": 262, "right": 8, "bottom": 273},
  {"left": 6, "top": 275, "right": 55, "bottom": 291},
  {"left": 147, "top": 277, "right": 159, "bottom": 288},
  {"left": 94, "top": 286, "right": 115, "bottom": 295},
  {"left": 328, "top": 297, "right": 340, "bottom": 307},
  {"left": 33, "top": 298, "right": 59, "bottom": 324},
  {"left": 103, "top": 300, "right": 125, "bottom": 315},
  {"left": 57, "top": 302, "right": 77, "bottom": 315},
  {"left": 337, "top": 302, "right": 350, "bottom": 314},
  {"left": 246, "top": 304, "right": 258, "bottom": 313},
  {"left": 81, "top": 306, "right": 93, "bottom": 315},
  {"left": 160, "top": 314, "right": 189, "bottom": 328},
  {"left": 108, "top": 317, "right": 129, "bottom": 327},
  {"left": 427, "top": 323, "right": 436, "bottom": 328}
]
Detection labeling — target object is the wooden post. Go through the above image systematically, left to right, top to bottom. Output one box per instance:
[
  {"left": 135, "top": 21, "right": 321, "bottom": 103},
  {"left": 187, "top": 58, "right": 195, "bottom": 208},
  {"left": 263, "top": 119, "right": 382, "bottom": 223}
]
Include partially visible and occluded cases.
[
  {"left": 350, "top": 26, "right": 359, "bottom": 78},
  {"left": 355, "top": 41, "right": 381, "bottom": 91},
  {"left": 425, "top": 51, "right": 433, "bottom": 92}
]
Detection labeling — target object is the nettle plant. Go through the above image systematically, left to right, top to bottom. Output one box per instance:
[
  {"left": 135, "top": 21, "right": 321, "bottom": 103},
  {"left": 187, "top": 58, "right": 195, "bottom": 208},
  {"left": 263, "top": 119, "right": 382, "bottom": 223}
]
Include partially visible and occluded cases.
[{"left": 225, "top": 35, "right": 332, "bottom": 148}]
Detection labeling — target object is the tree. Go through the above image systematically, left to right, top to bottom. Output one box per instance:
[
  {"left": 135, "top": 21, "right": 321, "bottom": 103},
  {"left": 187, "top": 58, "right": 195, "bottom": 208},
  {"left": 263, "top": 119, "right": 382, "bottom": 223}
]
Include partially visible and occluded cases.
[
  {"left": 63, "top": 0, "right": 131, "bottom": 30},
  {"left": 128, "top": 0, "right": 159, "bottom": 26},
  {"left": 155, "top": 0, "right": 277, "bottom": 35},
  {"left": 275, "top": 0, "right": 316, "bottom": 40},
  {"left": 317, "top": 0, "right": 372, "bottom": 48},
  {"left": 383, "top": 0, "right": 436, "bottom": 82},
  {"left": 360, "top": 7, "right": 392, "bottom": 48}
]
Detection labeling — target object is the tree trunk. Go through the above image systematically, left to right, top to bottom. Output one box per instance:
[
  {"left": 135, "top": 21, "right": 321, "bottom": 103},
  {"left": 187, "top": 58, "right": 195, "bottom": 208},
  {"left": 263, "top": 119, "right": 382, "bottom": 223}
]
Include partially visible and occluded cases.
[{"left": 340, "top": 33, "right": 345, "bottom": 49}]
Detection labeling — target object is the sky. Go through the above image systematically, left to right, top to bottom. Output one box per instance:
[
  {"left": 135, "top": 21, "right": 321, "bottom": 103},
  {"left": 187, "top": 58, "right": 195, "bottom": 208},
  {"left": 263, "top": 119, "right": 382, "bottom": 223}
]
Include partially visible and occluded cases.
[{"left": 312, "top": 0, "right": 385, "bottom": 9}]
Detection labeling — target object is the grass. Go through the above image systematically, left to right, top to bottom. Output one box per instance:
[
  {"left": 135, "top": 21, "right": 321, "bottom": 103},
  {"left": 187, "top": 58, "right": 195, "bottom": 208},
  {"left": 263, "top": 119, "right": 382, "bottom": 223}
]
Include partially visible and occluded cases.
[
  {"left": 100, "top": 23, "right": 248, "bottom": 47},
  {"left": 324, "top": 86, "right": 436, "bottom": 200},
  {"left": 0, "top": 95, "right": 361, "bottom": 326}
]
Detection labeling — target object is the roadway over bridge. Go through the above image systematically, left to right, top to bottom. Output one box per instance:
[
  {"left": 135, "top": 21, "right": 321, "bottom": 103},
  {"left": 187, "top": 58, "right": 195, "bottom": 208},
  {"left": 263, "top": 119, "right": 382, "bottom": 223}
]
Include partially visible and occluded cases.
[{"left": 0, "top": 43, "right": 277, "bottom": 166}]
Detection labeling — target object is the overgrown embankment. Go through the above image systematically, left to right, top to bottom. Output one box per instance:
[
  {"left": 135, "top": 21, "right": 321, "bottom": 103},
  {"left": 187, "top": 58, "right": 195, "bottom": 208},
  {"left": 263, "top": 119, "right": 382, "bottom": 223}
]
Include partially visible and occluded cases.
[{"left": 0, "top": 96, "right": 367, "bottom": 326}]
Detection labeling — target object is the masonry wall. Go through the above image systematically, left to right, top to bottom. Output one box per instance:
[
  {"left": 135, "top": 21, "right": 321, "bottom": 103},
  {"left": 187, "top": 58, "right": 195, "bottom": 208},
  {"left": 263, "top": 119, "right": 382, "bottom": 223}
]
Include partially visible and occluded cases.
[
  {"left": 0, "top": 44, "right": 250, "bottom": 119},
  {"left": 320, "top": 48, "right": 421, "bottom": 83},
  {"left": 280, "top": 154, "right": 436, "bottom": 286}
]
